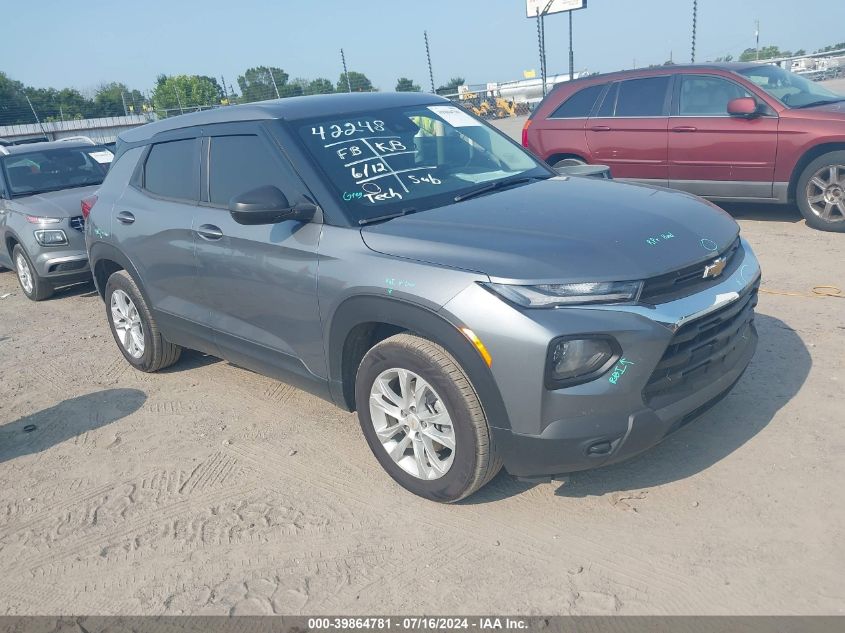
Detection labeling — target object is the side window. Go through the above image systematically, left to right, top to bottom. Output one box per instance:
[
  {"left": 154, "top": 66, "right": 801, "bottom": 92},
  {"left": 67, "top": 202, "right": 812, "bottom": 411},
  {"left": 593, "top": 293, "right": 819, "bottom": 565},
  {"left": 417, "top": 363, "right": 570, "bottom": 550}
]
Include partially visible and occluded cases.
[
  {"left": 679, "top": 75, "right": 753, "bottom": 116},
  {"left": 609, "top": 76, "right": 671, "bottom": 117},
  {"left": 596, "top": 83, "right": 618, "bottom": 117},
  {"left": 549, "top": 84, "right": 605, "bottom": 118},
  {"left": 208, "top": 135, "right": 284, "bottom": 206},
  {"left": 144, "top": 138, "right": 198, "bottom": 201}
]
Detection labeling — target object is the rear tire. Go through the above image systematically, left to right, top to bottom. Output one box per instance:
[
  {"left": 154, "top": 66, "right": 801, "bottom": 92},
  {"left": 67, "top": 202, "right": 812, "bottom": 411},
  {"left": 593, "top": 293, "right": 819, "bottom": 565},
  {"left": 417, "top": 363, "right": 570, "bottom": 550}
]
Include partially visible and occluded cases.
[
  {"left": 795, "top": 151, "right": 845, "bottom": 232},
  {"left": 12, "top": 244, "right": 53, "bottom": 301},
  {"left": 105, "top": 270, "right": 181, "bottom": 372},
  {"left": 355, "top": 333, "right": 501, "bottom": 502}
]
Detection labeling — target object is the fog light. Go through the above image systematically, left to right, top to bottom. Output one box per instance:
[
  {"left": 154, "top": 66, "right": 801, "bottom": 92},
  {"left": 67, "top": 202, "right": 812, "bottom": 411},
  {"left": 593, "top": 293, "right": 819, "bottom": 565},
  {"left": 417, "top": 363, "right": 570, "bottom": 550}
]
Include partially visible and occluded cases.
[
  {"left": 34, "top": 229, "right": 68, "bottom": 246},
  {"left": 546, "top": 336, "right": 618, "bottom": 388}
]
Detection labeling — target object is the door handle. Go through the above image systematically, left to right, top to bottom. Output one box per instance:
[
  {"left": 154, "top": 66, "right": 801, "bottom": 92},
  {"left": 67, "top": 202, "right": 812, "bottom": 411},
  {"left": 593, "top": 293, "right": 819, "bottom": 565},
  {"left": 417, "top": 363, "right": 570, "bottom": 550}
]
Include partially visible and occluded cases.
[
  {"left": 590, "top": 125, "right": 611, "bottom": 132},
  {"left": 672, "top": 126, "right": 698, "bottom": 133},
  {"left": 116, "top": 210, "right": 135, "bottom": 224},
  {"left": 196, "top": 224, "right": 223, "bottom": 241}
]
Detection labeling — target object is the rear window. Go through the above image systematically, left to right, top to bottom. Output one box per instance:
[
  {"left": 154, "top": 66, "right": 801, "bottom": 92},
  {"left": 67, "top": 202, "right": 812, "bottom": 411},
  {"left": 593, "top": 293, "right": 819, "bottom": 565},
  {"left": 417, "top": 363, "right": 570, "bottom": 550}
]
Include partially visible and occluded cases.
[
  {"left": 598, "top": 76, "right": 671, "bottom": 117},
  {"left": 548, "top": 84, "right": 605, "bottom": 118},
  {"left": 143, "top": 139, "right": 197, "bottom": 201}
]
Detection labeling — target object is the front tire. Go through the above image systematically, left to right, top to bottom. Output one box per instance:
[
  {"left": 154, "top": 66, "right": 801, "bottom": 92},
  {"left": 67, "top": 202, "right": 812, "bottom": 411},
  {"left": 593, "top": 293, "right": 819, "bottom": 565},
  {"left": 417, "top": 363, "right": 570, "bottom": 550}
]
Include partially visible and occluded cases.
[
  {"left": 796, "top": 151, "right": 845, "bottom": 232},
  {"left": 552, "top": 157, "right": 586, "bottom": 169},
  {"left": 12, "top": 244, "right": 53, "bottom": 301},
  {"left": 105, "top": 270, "right": 181, "bottom": 372},
  {"left": 355, "top": 333, "right": 501, "bottom": 502}
]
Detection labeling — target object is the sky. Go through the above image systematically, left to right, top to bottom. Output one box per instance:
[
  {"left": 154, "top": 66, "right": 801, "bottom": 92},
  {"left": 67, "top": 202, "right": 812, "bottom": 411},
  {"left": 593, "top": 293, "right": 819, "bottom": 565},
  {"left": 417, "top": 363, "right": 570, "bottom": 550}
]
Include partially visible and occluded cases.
[{"left": 3, "top": 0, "right": 844, "bottom": 96}]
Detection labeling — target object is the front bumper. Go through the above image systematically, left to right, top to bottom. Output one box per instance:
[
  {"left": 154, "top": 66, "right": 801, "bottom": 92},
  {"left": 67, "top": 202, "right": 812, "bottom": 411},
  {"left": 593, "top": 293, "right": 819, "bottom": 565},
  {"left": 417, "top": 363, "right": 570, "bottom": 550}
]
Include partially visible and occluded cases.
[
  {"left": 29, "top": 219, "right": 91, "bottom": 283},
  {"left": 441, "top": 238, "right": 761, "bottom": 478}
]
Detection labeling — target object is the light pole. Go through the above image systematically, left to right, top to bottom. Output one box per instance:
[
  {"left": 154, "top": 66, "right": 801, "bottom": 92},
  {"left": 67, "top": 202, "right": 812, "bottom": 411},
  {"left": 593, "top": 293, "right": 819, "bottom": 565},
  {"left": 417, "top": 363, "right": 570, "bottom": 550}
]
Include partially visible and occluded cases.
[{"left": 691, "top": 0, "right": 697, "bottom": 63}]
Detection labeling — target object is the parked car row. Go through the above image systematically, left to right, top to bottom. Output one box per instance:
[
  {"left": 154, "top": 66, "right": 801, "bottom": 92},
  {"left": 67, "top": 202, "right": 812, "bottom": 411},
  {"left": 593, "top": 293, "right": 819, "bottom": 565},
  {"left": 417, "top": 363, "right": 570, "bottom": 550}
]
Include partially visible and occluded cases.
[
  {"left": 523, "top": 63, "right": 845, "bottom": 232},
  {"left": 2, "top": 90, "right": 762, "bottom": 502}
]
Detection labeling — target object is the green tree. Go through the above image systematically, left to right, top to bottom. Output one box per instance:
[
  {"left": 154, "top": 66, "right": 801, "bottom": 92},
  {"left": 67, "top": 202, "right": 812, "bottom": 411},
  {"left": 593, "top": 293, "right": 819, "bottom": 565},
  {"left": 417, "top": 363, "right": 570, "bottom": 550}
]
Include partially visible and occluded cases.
[
  {"left": 739, "top": 46, "right": 790, "bottom": 61},
  {"left": 714, "top": 54, "right": 734, "bottom": 62},
  {"left": 237, "top": 66, "right": 289, "bottom": 102},
  {"left": 337, "top": 71, "right": 374, "bottom": 92},
  {"left": 152, "top": 74, "right": 223, "bottom": 113},
  {"left": 395, "top": 77, "right": 421, "bottom": 92},
  {"left": 435, "top": 77, "right": 465, "bottom": 96},
  {"left": 306, "top": 78, "right": 334, "bottom": 95},
  {"left": 93, "top": 82, "right": 147, "bottom": 116}
]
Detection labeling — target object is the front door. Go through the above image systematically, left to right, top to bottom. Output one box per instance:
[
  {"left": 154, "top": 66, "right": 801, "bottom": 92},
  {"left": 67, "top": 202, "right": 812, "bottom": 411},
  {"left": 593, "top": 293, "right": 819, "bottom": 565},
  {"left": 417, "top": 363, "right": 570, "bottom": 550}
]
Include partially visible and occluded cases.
[
  {"left": 668, "top": 73, "right": 779, "bottom": 199},
  {"left": 585, "top": 75, "right": 672, "bottom": 185},
  {"left": 192, "top": 125, "right": 325, "bottom": 381}
]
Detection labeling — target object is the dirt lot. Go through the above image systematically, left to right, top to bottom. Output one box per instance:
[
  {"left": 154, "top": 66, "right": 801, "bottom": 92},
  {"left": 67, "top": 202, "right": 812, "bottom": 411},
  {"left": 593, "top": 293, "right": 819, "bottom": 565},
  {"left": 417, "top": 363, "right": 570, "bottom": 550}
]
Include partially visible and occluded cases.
[{"left": 0, "top": 202, "right": 843, "bottom": 615}]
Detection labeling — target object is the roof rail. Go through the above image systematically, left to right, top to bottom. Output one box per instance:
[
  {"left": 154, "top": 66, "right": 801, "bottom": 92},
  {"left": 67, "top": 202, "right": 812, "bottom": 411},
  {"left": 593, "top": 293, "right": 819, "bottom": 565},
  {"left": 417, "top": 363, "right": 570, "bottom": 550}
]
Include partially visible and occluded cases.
[{"left": 57, "top": 135, "right": 97, "bottom": 145}]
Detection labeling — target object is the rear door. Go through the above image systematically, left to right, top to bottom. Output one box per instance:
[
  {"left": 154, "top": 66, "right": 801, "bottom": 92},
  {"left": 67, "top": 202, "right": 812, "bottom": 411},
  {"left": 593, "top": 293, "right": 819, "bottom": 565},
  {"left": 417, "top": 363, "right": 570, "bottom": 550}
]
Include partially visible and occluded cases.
[
  {"left": 668, "top": 73, "right": 779, "bottom": 199},
  {"left": 585, "top": 75, "right": 672, "bottom": 184},
  {"left": 533, "top": 83, "right": 606, "bottom": 164},
  {"left": 193, "top": 122, "right": 326, "bottom": 380},
  {"left": 111, "top": 134, "right": 213, "bottom": 349}
]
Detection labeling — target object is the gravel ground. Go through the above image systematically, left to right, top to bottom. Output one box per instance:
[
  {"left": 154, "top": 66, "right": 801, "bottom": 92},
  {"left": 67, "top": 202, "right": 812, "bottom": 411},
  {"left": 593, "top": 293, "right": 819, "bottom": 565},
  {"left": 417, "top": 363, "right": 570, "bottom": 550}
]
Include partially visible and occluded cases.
[{"left": 1, "top": 203, "right": 842, "bottom": 616}]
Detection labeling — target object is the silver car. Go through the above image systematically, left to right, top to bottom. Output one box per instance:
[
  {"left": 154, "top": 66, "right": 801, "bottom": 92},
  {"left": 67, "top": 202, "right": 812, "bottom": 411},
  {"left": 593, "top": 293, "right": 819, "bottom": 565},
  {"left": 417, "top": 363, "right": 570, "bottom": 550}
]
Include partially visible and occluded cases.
[
  {"left": 87, "top": 93, "right": 760, "bottom": 502},
  {"left": 0, "top": 140, "right": 113, "bottom": 300}
]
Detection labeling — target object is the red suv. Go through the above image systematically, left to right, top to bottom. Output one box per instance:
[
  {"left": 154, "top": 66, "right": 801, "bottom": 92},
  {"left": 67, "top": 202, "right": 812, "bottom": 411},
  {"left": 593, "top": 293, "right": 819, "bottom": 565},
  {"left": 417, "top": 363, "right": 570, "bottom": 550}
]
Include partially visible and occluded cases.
[{"left": 524, "top": 63, "right": 845, "bottom": 231}]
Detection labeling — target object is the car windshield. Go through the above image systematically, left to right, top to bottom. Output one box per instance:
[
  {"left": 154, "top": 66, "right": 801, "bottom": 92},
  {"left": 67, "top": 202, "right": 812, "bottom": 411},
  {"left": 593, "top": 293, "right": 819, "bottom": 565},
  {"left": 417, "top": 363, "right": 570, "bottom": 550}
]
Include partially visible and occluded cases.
[
  {"left": 738, "top": 65, "right": 843, "bottom": 108},
  {"left": 293, "top": 104, "right": 551, "bottom": 222},
  {"left": 0, "top": 145, "right": 114, "bottom": 197}
]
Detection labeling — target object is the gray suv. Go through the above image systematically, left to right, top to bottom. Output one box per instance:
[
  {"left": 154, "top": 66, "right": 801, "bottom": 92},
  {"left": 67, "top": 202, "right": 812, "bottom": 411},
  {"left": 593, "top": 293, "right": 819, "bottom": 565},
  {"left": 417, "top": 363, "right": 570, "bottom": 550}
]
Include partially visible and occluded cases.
[
  {"left": 87, "top": 93, "right": 760, "bottom": 502},
  {"left": 0, "top": 140, "right": 113, "bottom": 300}
]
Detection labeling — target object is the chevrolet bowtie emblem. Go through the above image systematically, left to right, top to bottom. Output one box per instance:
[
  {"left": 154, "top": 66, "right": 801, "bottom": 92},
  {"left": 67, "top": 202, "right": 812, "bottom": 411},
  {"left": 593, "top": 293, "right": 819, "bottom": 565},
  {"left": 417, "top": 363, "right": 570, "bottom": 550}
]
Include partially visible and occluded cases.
[{"left": 703, "top": 256, "right": 727, "bottom": 279}]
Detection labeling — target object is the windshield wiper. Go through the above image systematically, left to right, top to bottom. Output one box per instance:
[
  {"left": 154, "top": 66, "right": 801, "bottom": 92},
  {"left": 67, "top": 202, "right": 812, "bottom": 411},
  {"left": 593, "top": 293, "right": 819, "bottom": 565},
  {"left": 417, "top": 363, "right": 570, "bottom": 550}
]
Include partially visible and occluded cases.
[
  {"left": 795, "top": 98, "right": 845, "bottom": 109},
  {"left": 453, "top": 176, "right": 545, "bottom": 203},
  {"left": 358, "top": 207, "right": 418, "bottom": 226}
]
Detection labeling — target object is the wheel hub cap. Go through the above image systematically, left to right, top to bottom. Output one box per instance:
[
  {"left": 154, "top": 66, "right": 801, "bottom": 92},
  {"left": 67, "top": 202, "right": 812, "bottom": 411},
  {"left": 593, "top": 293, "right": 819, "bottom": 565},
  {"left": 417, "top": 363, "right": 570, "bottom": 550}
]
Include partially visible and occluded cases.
[
  {"left": 806, "top": 164, "right": 845, "bottom": 223},
  {"left": 15, "top": 253, "right": 33, "bottom": 294},
  {"left": 110, "top": 289, "right": 145, "bottom": 359},
  {"left": 369, "top": 368, "right": 456, "bottom": 480}
]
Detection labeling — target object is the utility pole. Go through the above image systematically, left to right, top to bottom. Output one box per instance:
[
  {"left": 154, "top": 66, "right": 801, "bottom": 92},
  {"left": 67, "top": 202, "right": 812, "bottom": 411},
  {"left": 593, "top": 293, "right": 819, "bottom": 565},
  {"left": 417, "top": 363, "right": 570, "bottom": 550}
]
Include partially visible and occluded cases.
[
  {"left": 691, "top": 0, "right": 697, "bottom": 63},
  {"left": 568, "top": 10, "right": 574, "bottom": 80},
  {"left": 755, "top": 20, "right": 760, "bottom": 60},
  {"left": 424, "top": 31, "right": 435, "bottom": 93},
  {"left": 340, "top": 49, "right": 352, "bottom": 92},
  {"left": 269, "top": 69, "right": 281, "bottom": 99},
  {"left": 173, "top": 85, "right": 184, "bottom": 114},
  {"left": 120, "top": 91, "right": 128, "bottom": 116},
  {"left": 23, "top": 92, "right": 48, "bottom": 138}
]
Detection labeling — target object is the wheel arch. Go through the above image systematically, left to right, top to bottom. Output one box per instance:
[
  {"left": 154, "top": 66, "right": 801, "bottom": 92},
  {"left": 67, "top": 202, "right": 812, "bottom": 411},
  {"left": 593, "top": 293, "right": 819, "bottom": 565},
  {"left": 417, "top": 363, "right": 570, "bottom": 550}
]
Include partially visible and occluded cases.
[
  {"left": 788, "top": 142, "right": 845, "bottom": 202},
  {"left": 546, "top": 152, "right": 588, "bottom": 167},
  {"left": 88, "top": 241, "right": 149, "bottom": 304},
  {"left": 327, "top": 295, "right": 513, "bottom": 430}
]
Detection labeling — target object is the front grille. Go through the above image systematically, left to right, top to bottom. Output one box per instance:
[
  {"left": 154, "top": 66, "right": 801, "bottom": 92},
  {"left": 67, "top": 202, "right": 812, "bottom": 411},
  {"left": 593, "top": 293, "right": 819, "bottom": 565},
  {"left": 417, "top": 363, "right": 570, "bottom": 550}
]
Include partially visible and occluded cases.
[
  {"left": 69, "top": 216, "right": 84, "bottom": 231},
  {"left": 640, "top": 237, "right": 742, "bottom": 304},
  {"left": 644, "top": 279, "right": 759, "bottom": 405}
]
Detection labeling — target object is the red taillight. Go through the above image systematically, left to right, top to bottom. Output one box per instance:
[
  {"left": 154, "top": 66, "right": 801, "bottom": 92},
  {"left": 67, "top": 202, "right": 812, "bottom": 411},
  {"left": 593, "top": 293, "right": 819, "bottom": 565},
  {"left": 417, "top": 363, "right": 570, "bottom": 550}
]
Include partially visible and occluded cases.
[
  {"left": 521, "top": 119, "right": 532, "bottom": 148},
  {"left": 81, "top": 195, "right": 98, "bottom": 220}
]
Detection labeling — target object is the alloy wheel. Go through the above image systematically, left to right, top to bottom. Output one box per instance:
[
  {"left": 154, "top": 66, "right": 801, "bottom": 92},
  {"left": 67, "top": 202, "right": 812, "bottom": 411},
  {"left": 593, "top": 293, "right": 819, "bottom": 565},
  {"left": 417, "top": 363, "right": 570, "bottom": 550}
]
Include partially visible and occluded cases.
[
  {"left": 806, "top": 164, "right": 845, "bottom": 223},
  {"left": 15, "top": 252, "right": 34, "bottom": 295},
  {"left": 111, "top": 289, "right": 145, "bottom": 358},
  {"left": 369, "top": 368, "right": 456, "bottom": 480}
]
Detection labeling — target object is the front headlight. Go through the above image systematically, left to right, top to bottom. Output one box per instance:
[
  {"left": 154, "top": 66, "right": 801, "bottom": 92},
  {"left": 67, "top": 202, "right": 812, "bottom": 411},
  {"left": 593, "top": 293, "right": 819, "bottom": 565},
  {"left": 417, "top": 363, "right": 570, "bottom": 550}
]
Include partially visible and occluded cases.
[
  {"left": 26, "top": 215, "right": 62, "bottom": 225},
  {"left": 34, "top": 229, "right": 68, "bottom": 246},
  {"left": 486, "top": 280, "right": 643, "bottom": 307}
]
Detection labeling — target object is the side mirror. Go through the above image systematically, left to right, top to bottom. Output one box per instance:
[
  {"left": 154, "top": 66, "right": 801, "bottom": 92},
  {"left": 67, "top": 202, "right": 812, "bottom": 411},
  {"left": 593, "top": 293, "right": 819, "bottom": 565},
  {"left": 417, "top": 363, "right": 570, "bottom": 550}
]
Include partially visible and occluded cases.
[
  {"left": 727, "top": 97, "right": 759, "bottom": 118},
  {"left": 228, "top": 185, "right": 315, "bottom": 225}
]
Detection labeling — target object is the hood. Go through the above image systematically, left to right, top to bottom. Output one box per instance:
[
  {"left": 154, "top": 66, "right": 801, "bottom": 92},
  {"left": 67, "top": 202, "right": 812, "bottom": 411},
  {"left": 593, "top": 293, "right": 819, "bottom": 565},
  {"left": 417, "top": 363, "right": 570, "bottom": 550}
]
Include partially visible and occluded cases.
[
  {"left": 783, "top": 101, "right": 845, "bottom": 121},
  {"left": 360, "top": 177, "right": 739, "bottom": 284},
  {"left": 11, "top": 185, "right": 99, "bottom": 218}
]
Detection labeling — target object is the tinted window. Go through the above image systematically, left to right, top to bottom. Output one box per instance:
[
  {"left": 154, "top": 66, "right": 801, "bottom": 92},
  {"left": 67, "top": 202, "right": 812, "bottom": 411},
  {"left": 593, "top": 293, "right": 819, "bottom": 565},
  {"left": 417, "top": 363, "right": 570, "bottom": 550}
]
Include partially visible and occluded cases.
[
  {"left": 679, "top": 75, "right": 752, "bottom": 115},
  {"left": 610, "top": 77, "right": 671, "bottom": 117},
  {"left": 549, "top": 84, "right": 605, "bottom": 118},
  {"left": 208, "top": 135, "right": 283, "bottom": 206},
  {"left": 144, "top": 139, "right": 197, "bottom": 201}
]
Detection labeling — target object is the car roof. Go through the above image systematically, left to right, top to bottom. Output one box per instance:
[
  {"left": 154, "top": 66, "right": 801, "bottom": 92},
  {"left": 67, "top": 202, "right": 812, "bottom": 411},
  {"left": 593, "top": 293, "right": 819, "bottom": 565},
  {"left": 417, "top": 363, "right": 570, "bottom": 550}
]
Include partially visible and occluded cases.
[
  {"left": 555, "top": 62, "right": 762, "bottom": 88},
  {"left": 119, "top": 92, "right": 449, "bottom": 144},
  {"left": 0, "top": 139, "right": 104, "bottom": 156}
]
